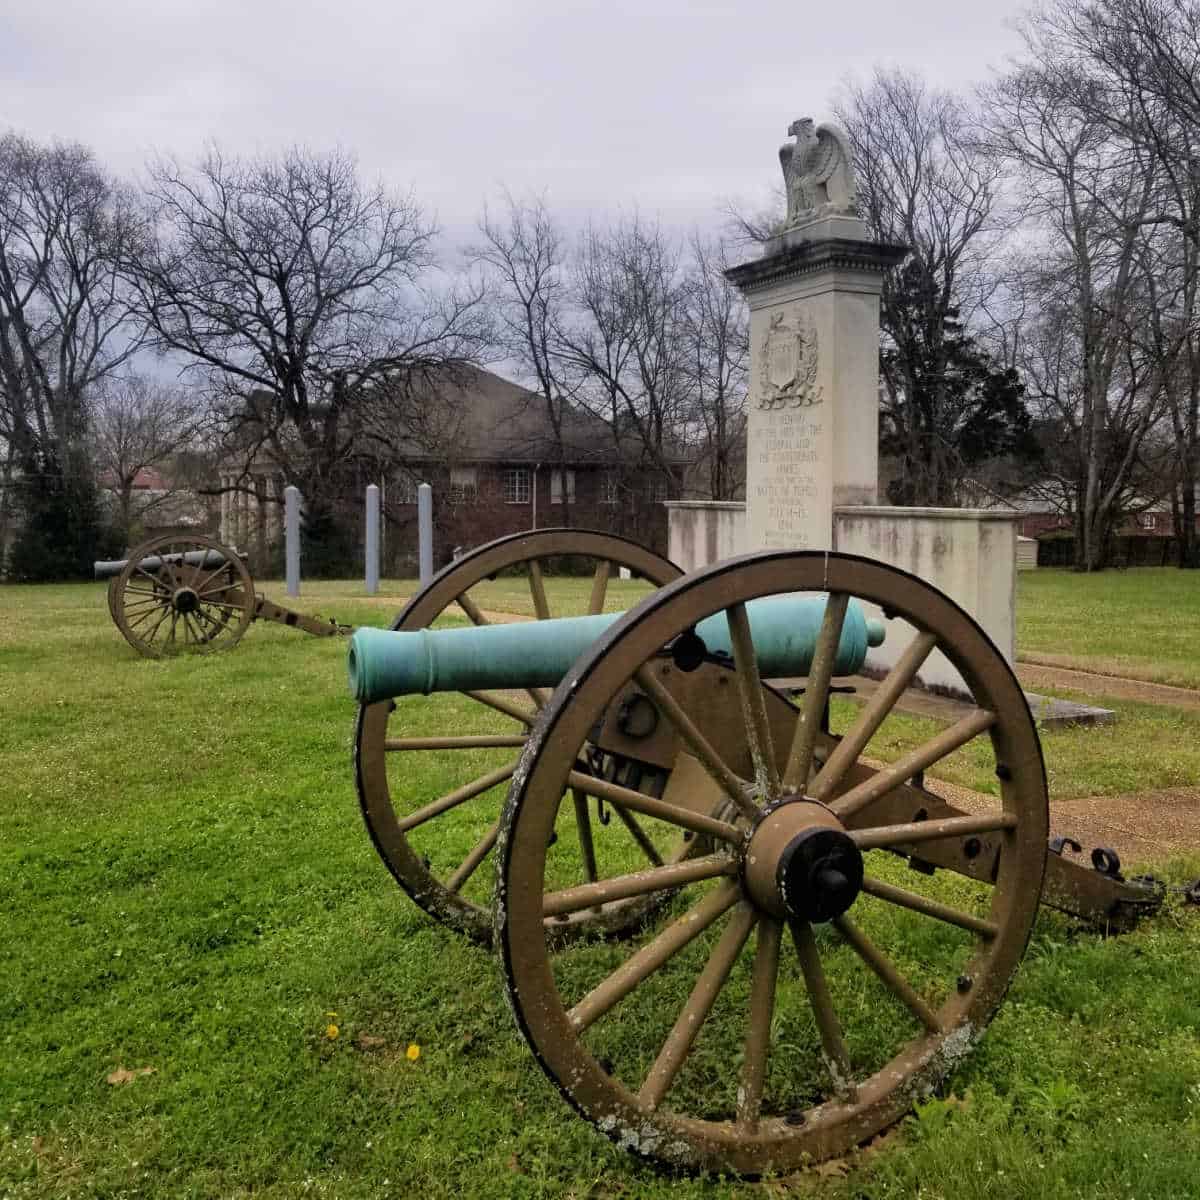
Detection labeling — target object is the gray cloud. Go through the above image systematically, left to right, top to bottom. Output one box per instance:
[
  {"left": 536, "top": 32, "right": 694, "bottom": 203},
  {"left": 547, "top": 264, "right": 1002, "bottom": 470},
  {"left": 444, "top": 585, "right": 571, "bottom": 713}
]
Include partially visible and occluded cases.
[{"left": 1, "top": 0, "right": 1027, "bottom": 242}]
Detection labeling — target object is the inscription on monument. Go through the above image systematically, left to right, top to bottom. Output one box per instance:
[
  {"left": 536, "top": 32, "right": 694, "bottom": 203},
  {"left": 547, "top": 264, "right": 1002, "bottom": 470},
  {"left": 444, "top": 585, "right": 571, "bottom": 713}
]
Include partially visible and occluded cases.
[{"left": 750, "top": 408, "right": 827, "bottom": 549}]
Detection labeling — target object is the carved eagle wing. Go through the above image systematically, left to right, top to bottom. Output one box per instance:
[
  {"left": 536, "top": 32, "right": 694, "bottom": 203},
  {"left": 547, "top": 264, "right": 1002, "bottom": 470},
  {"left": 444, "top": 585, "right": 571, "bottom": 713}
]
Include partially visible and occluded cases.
[
  {"left": 812, "top": 124, "right": 852, "bottom": 183},
  {"left": 779, "top": 139, "right": 795, "bottom": 188}
]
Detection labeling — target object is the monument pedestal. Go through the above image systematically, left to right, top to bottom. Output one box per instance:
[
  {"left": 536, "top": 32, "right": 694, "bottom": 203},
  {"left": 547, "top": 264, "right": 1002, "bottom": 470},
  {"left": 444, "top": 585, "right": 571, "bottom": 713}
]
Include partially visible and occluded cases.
[{"left": 727, "top": 236, "right": 907, "bottom": 552}]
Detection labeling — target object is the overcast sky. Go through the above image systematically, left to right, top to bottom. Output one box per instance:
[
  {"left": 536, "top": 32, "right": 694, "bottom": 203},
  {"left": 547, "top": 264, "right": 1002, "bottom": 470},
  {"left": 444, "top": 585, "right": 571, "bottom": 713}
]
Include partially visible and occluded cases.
[{"left": 3, "top": 0, "right": 1029, "bottom": 245}]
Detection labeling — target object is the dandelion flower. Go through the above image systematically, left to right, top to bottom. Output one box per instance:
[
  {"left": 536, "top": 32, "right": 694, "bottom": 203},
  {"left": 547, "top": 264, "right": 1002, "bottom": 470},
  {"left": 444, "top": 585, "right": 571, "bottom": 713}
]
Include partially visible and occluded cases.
[
  {"left": 325, "top": 1024, "right": 340, "bottom": 1040},
  {"left": 406, "top": 1043, "right": 421, "bottom": 1062}
]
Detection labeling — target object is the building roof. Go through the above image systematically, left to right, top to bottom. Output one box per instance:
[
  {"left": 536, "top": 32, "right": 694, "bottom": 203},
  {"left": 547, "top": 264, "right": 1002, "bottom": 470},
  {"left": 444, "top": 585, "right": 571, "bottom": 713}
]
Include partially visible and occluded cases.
[
  {"left": 388, "top": 365, "right": 691, "bottom": 468},
  {"left": 97, "top": 466, "right": 172, "bottom": 491}
]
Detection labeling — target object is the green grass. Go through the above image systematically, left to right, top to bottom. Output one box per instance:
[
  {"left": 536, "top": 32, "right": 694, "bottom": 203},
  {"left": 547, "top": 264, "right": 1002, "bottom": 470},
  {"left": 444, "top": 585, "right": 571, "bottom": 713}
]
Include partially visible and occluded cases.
[
  {"left": 1017, "top": 568, "right": 1200, "bottom": 689},
  {"left": 1, "top": 580, "right": 1199, "bottom": 1199},
  {"left": 831, "top": 693, "right": 1200, "bottom": 801}
]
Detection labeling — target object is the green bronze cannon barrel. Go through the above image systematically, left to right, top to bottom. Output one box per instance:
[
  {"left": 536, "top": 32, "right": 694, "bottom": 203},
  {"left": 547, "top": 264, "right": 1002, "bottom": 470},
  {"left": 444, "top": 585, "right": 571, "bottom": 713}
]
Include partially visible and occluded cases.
[
  {"left": 93, "top": 548, "right": 229, "bottom": 580},
  {"left": 348, "top": 595, "right": 885, "bottom": 704}
]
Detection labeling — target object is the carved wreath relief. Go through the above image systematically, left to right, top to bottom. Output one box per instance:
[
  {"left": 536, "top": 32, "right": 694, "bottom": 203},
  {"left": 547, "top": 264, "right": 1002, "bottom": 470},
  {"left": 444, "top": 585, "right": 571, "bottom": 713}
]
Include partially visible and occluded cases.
[{"left": 757, "top": 311, "right": 823, "bottom": 411}]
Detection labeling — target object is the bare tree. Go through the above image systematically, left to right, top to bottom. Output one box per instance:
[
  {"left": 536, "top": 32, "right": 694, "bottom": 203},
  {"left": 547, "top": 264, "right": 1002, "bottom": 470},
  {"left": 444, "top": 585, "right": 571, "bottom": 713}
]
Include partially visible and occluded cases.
[
  {"left": 1049, "top": 0, "right": 1200, "bottom": 565},
  {"left": 982, "top": 25, "right": 1161, "bottom": 569},
  {"left": 837, "top": 70, "right": 1035, "bottom": 506},
  {"left": 0, "top": 132, "right": 143, "bottom": 575},
  {"left": 130, "top": 145, "right": 487, "bottom": 567},
  {"left": 474, "top": 193, "right": 576, "bottom": 525},
  {"left": 556, "top": 215, "right": 690, "bottom": 506},
  {"left": 680, "top": 234, "right": 748, "bottom": 500},
  {"left": 91, "top": 373, "right": 212, "bottom": 547}
]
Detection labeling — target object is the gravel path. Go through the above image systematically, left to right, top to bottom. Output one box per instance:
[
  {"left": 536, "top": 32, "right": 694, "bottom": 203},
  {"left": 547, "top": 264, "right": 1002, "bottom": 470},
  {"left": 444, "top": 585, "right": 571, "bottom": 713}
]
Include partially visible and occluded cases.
[{"left": 1016, "top": 662, "right": 1200, "bottom": 711}]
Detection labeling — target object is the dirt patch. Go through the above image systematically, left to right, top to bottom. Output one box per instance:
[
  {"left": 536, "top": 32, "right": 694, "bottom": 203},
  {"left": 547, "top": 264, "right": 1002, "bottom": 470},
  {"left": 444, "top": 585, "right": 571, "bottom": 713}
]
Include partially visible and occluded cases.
[
  {"left": 1016, "top": 662, "right": 1200, "bottom": 711},
  {"left": 1047, "top": 787, "right": 1200, "bottom": 865}
]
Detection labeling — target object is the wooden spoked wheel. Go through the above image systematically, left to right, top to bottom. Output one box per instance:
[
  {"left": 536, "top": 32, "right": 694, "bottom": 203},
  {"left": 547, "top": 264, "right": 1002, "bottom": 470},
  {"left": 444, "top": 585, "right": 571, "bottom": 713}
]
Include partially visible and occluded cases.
[
  {"left": 354, "top": 529, "right": 685, "bottom": 946},
  {"left": 112, "top": 534, "right": 254, "bottom": 659},
  {"left": 496, "top": 551, "right": 1048, "bottom": 1174}
]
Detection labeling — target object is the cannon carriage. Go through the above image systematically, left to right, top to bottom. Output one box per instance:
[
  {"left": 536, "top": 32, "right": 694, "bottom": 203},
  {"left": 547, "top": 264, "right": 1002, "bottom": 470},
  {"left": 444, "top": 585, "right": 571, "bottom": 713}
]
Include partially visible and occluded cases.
[
  {"left": 350, "top": 530, "right": 1165, "bottom": 1176},
  {"left": 95, "top": 533, "right": 349, "bottom": 658}
]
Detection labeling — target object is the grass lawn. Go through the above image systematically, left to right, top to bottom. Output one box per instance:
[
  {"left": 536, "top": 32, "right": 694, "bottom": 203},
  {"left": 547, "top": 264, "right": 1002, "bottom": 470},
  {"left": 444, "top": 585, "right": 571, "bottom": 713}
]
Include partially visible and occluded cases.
[
  {"left": 1017, "top": 567, "right": 1200, "bottom": 689},
  {"left": 2, "top": 579, "right": 1199, "bottom": 1199}
]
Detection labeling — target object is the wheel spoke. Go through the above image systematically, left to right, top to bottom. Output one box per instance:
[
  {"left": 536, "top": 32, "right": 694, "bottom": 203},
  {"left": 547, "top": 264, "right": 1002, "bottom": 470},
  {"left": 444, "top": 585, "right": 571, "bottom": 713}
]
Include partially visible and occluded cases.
[
  {"left": 193, "top": 558, "right": 232, "bottom": 595},
  {"left": 528, "top": 560, "right": 552, "bottom": 620},
  {"left": 587, "top": 560, "right": 611, "bottom": 615},
  {"left": 195, "top": 579, "right": 240, "bottom": 599},
  {"left": 456, "top": 591, "right": 489, "bottom": 627},
  {"left": 783, "top": 592, "right": 848, "bottom": 792},
  {"left": 121, "top": 597, "right": 162, "bottom": 614},
  {"left": 726, "top": 602, "right": 781, "bottom": 802},
  {"left": 127, "top": 604, "right": 166, "bottom": 630},
  {"left": 194, "top": 605, "right": 226, "bottom": 637},
  {"left": 141, "top": 606, "right": 172, "bottom": 643},
  {"left": 810, "top": 631, "right": 939, "bottom": 802},
  {"left": 633, "top": 665, "right": 757, "bottom": 821},
  {"left": 463, "top": 690, "right": 536, "bottom": 727},
  {"left": 832, "top": 709, "right": 998, "bottom": 822},
  {"left": 385, "top": 735, "right": 526, "bottom": 751},
  {"left": 396, "top": 760, "right": 519, "bottom": 832},
  {"left": 567, "top": 769, "right": 741, "bottom": 844},
  {"left": 573, "top": 789, "right": 600, "bottom": 897},
  {"left": 611, "top": 802, "right": 665, "bottom": 866},
  {"left": 851, "top": 810, "right": 1017, "bottom": 851},
  {"left": 445, "top": 821, "right": 500, "bottom": 893},
  {"left": 543, "top": 854, "right": 736, "bottom": 917},
  {"left": 860, "top": 876, "right": 999, "bottom": 939},
  {"left": 568, "top": 881, "right": 740, "bottom": 1032},
  {"left": 639, "top": 902, "right": 756, "bottom": 1110},
  {"left": 833, "top": 915, "right": 941, "bottom": 1033},
  {"left": 736, "top": 916, "right": 782, "bottom": 1130},
  {"left": 790, "top": 919, "right": 855, "bottom": 1101}
]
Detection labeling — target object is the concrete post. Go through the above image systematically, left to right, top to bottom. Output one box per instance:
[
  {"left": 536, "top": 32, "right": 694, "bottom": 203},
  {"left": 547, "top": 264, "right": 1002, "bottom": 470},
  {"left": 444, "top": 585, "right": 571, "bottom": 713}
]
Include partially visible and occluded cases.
[
  {"left": 365, "top": 483, "right": 380, "bottom": 594},
  {"left": 418, "top": 483, "right": 433, "bottom": 584},
  {"left": 285, "top": 485, "right": 300, "bottom": 597}
]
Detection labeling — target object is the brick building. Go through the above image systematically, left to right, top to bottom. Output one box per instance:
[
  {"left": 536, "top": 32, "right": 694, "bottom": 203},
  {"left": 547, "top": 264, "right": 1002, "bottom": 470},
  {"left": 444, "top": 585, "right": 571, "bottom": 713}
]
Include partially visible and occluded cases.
[{"left": 216, "top": 366, "right": 688, "bottom": 573}]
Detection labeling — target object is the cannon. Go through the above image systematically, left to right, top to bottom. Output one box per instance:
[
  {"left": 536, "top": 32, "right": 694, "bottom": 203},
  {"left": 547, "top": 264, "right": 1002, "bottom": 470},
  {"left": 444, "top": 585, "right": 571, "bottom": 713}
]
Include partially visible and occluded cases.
[
  {"left": 96, "top": 533, "right": 349, "bottom": 658},
  {"left": 351, "top": 537, "right": 1166, "bottom": 1176}
]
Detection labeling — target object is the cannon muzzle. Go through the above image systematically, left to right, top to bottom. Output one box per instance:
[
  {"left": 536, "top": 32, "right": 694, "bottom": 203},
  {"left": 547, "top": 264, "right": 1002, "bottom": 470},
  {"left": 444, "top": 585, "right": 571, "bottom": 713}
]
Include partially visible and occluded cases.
[
  {"left": 94, "top": 548, "right": 230, "bottom": 580},
  {"left": 348, "top": 595, "right": 885, "bottom": 705}
]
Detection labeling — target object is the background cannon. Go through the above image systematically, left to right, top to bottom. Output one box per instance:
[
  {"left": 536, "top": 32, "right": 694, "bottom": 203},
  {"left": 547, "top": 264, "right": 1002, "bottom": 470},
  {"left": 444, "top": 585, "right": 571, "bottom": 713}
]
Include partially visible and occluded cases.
[
  {"left": 97, "top": 533, "right": 349, "bottom": 658},
  {"left": 352, "top": 539, "right": 1168, "bottom": 1175}
]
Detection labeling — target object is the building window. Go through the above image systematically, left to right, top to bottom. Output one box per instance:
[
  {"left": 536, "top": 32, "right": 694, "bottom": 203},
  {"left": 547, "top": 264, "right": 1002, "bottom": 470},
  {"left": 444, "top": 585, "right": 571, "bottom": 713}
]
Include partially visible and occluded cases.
[
  {"left": 450, "top": 466, "right": 478, "bottom": 503},
  {"left": 503, "top": 468, "right": 531, "bottom": 504},
  {"left": 549, "top": 469, "right": 576, "bottom": 505},
  {"left": 600, "top": 471, "right": 620, "bottom": 506},
  {"left": 393, "top": 473, "right": 419, "bottom": 505},
  {"left": 1138, "top": 512, "right": 1156, "bottom": 531}
]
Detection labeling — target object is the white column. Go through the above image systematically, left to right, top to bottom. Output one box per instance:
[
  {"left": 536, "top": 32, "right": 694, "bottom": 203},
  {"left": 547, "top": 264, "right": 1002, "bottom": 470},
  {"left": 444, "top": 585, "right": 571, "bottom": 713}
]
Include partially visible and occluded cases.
[{"left": 728, "top": 224, "right": 905, "bottom": 551}]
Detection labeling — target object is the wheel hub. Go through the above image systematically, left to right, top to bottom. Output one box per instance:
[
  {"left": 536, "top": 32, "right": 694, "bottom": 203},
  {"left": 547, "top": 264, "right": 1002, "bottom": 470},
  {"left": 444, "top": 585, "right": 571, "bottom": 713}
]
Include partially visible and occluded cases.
[
  {"left": 172, "top": 587, "right": 200, "bottom": 614},
  {"left": 742, "top": 799, "right": 863, "bottom": 924}
]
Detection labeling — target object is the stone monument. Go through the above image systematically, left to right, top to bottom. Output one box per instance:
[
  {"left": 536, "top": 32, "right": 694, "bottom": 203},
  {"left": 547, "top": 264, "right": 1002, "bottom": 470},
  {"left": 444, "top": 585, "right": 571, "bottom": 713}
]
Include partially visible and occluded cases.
[{"left": 725, "top": 118, "right": 907, "bottom": 553}]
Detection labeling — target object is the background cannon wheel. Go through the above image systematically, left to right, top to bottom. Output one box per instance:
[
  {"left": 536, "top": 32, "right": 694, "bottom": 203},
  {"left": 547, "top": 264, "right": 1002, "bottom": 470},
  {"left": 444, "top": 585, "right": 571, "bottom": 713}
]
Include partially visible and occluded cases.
[
  {"left": 354, "top": 529, "right": 685, "bottom": 946},
  {"left": 112, "top": 534, "right": 254, "bottom": 659},
  {"left": 496, "top": 551, "right": 1048, "bottom": 1174}
]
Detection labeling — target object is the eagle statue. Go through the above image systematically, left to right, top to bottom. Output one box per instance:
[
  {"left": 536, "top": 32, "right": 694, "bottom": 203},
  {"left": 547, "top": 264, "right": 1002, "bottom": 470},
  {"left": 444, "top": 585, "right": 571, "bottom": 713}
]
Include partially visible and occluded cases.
[{"left": 779, "top": 118, "right": 858, "bottom": 227}]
